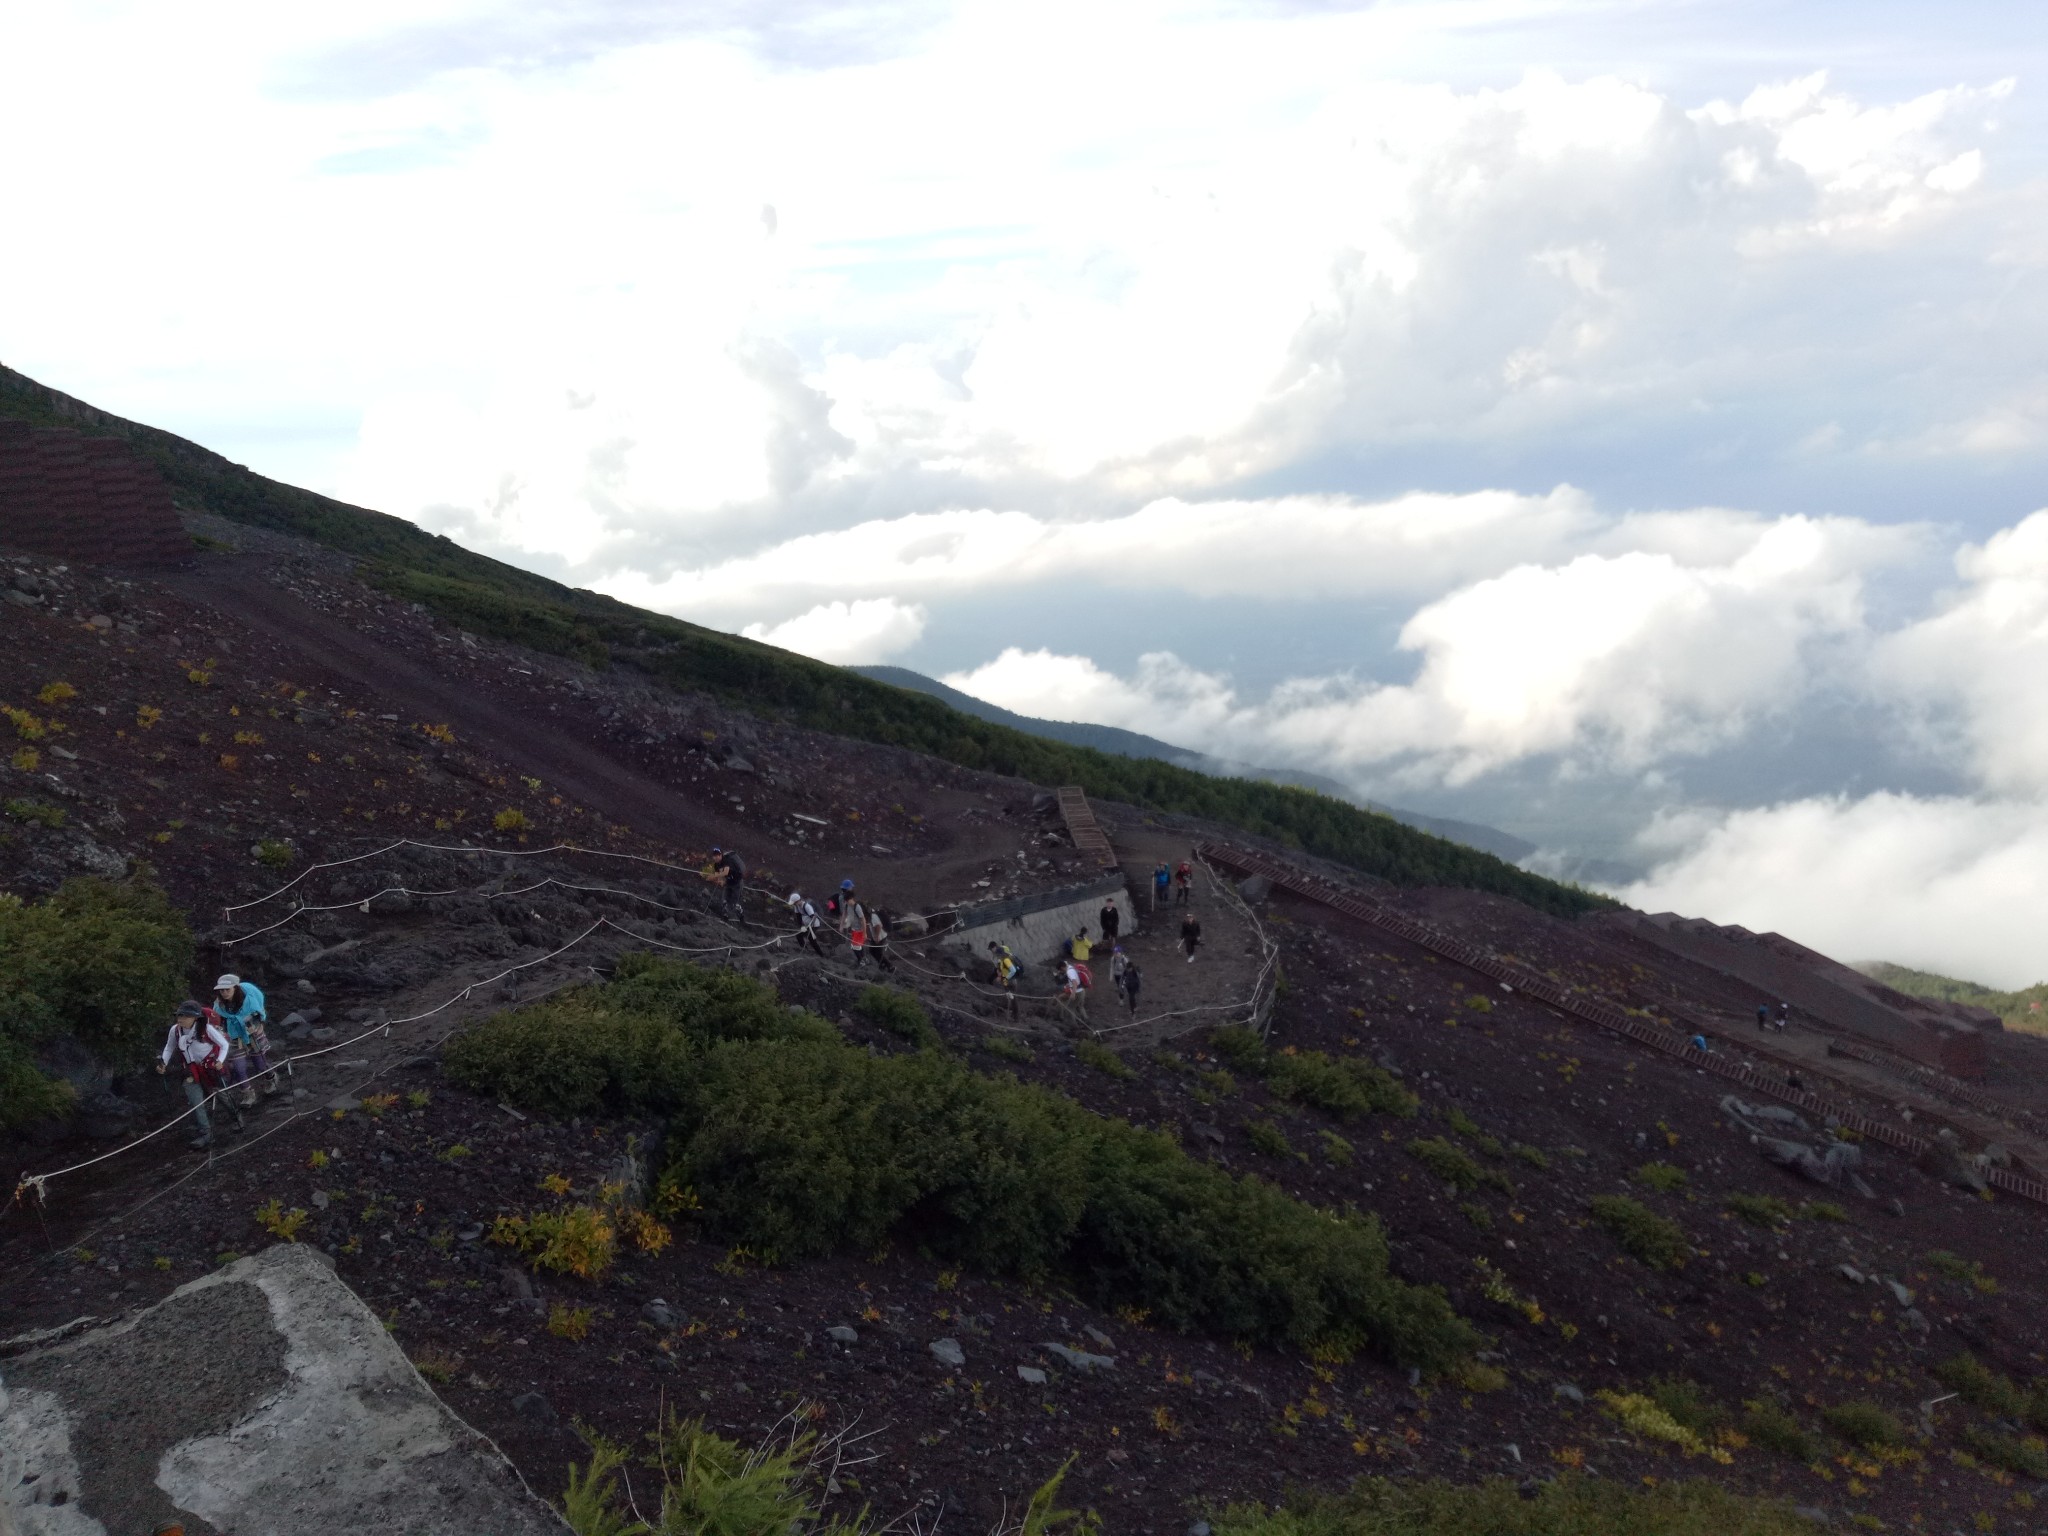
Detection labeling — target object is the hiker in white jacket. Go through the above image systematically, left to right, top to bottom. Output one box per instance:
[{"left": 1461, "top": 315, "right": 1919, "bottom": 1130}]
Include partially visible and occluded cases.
[{"left": 157, "top": 1000, "right": 231, "bottom": 1148}]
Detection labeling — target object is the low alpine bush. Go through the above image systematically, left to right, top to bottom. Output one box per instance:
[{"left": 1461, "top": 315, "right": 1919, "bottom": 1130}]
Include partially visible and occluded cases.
[
  {"left": 451, "top": 956, "right": 1479, "bottom": 1369},
  {"left": 1589, "top": 1195, "right": 1688, "bottom": 1268}
]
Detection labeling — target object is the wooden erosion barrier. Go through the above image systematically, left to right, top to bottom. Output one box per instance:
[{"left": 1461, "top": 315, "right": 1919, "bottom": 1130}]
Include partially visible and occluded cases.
[
  {"left": 1057, "top": 787, "right": 1120, "bottom": 872},
  {"left": 1198, "top": 843, "right": 2048, "bottom": 1212}
]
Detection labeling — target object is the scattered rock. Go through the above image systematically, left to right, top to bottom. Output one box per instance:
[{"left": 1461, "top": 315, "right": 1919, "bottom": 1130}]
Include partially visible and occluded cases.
[
  {"left": 1236, "top": 875, "right": 1272, "bottom": 902},
  {"left": 308, "top": 1027, "right": 336, "bottom": 1044},
  {"left": 324, "top": 1096, "right": 358, "bottom": 1112},
  {"left": 1190, "top": 1121, "right": 1225, "bottom": 1145},
  {"left": 1915, "top": 1141, "right": 1988, "bottom": 1194},
  {"left": 311, "top": 1191, "right": 330, "bottom": 1210},
  {"left": 1886, "top": 1197, "right": 1907, "bottom": 1218},
  {"left": 458, "top": 1224, "right": 484, "bottom": 1243},
  {"left": 1837, "top": 1264, "right": 1865, "bottom": 1284},
  {"left": 1885, "top": 1278, "right": 1915, "bottom": 1306},
  {"left": 641, "top": 1299, "right": 678, "bottom": 1329},
  {"left": 1903, "top": 1308, "right": 1932, "bottom": 1334},
  {"left": 1082, "top": 1324, "right": 1114, "bottom": 1349},
  {"left": 828, "top": 1325, "right": 859, "bottom": 1345},
  {"left": 929, "top": 1337, "right": 965, "bottom": 1368},
  {"left": 1039, "top": 1342, "right": 1114, "bottom": 1372},
  {"left": 1016, "top": 1366, "right": 1047, "bottom": 1385},
  {"left": 1553, "top": 1383, "right": 1586, "bottom": 1405},
  {"left": 512, "top": 1391, "right": 557, "bottom": 1424},
  {"left": 1792, "top": 1506, "right": 1831, "bottom": 1527}
]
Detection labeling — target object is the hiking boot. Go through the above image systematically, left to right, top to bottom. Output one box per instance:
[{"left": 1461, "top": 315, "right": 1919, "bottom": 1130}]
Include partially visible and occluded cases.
[{"left": 188, "top": 1132, "right": 213, "bottom": 1149}]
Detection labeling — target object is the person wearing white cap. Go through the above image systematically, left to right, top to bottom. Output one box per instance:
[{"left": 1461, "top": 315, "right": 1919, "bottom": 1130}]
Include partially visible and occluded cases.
[{"left": 213, "top": 972, "right": 275, "bottom": 1108}]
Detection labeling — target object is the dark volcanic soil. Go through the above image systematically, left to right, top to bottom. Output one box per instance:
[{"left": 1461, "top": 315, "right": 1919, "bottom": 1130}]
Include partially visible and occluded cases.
[{"left": 5, "top": 525, "right": 2048, "bottom": 1534}]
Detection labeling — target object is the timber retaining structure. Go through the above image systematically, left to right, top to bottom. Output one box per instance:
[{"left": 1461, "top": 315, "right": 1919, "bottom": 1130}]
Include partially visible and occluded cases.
[{"left": 1198, "top": 843, "right": 2048, "bottom": 1212}]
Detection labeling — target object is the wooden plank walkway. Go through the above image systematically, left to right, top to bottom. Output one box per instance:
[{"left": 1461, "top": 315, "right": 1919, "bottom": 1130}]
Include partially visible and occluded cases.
[
  {"left": 1057, "top": 786, "right": 1120, "bottom": 872},
  {"left": 1198, "top": 842, "right": 2048, "bottom": 1212}
]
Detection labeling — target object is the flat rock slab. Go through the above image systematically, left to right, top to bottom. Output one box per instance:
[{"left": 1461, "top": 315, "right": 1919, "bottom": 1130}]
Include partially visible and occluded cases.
[{"left": 1, "top": 1244, "right": 565, "bottom": 1536}]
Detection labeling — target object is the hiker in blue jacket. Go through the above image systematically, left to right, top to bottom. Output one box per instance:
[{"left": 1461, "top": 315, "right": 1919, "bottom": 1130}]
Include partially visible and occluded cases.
[{"left": 213, "top": 972, "right": 276, "bottom": 1108}]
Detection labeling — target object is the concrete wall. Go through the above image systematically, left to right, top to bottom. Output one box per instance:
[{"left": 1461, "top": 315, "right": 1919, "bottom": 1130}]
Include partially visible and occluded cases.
[
  {"left": 941, "top": 874, "right": 1136, "bottom": 969},
  {"left": 1605, "top": 911, "right": 1987, "bottom": 1078}
]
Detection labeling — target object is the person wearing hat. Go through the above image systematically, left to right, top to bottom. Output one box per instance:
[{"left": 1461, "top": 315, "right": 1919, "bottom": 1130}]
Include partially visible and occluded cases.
[
  {"left": 835, "top": 878, "right": 857, "bottom": 933},
  {"left": 787, "top": 890, "right": 827, "bottom": 956},
  {"left": 989, "top": 942, "right": 1019, "bottom": 1014},
  {"left": 213, "top": 973, "right": 274, "bottom": 1108},
  {"left": 158, "top": 1001, "right": 231, "bottom": 1148}
]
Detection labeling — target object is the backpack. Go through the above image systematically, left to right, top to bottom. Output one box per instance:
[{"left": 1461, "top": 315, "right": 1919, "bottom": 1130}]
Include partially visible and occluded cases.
[{"left": 1072, "top": 962, "right": 1092, "bottom": 990}]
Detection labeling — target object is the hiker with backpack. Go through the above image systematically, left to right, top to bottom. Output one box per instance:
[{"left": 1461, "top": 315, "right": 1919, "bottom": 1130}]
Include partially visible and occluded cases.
[
  {"left": 710, "top": 847, "right": 748, "bottom": 923},
  {"left": 1174, "top": 860, "right": 1194, "bottom": 906},
  {"left": 1152, "top": 862, "right": 1171, "bottom": 911},
  {"left": 835, "top": 879, "right": 858, "bottom": 931},
  {"left": 787, "top": 891, "right": 827, "bottom": 956},
  {"left": 1100, "top": 898, "right": 1120, "bottom": 944},
  {"left": 865, "top": 909, "right": 897, "bottom": 973},
  {"left": 1181, "top": 912, "right": 1203, "bottom": 962},
  {"left": 1110, "top": 944, "right": 1129, "bottom": 1004},
  {"left": 991, "top": 945, "right": 1020, "bottom": 1014},
  {"left": 1058, "top": 958, "right": 1090, "bottom": 1019},
  {"left": 1122, "top": 958, "right": 1142, "bottom": 1016},
  {"left": 213, "top": 972, "right": 275, "bottom": 1109},
  {"left": 158, "top": 1000, "right": 232, "bottom": 1149}
]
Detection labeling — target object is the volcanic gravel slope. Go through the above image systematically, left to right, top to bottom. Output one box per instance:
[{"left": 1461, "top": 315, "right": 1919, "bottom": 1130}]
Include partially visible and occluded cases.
[{"left": 5, "top": 519, "right": 2048, "bottom": 1535}]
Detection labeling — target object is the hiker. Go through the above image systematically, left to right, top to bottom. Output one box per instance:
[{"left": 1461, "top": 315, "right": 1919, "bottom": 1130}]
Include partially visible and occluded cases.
[
  {"left": 710, "top": 847, "right": 747, "bottom": 923},
  {"left": 1174, "top": 860, "right": 1193, "bottom": 906},
  {"left": 1152, "top": 862, "right": 1171, "bottom": 911},
  {"left": 836, "top": 879, "right": 857, "bottom": 932},
  {"left": 787, "top": 891, "right": 827, "bottom": 956},
  {"left": 1100, "top": 898, "right": 1120, "bottom": 944},
  {"left": 865, "top": 908, "right": 897, "bottom": 973},
  {"left": 1180, "top": 912, "right": 1203, "bottom": 963},
  {"left": 1070, "top": 928, "right": 1093, "bottom": 964},
  {"left": 1110, "top": 944, "right": 1129, "bottom": 1003},
  {"left": 992, "top": 947, "right": 1020, "bottom": 1014},
  {"left": 1122, "top": 958, "right": 1142, "bottom": 1016},
  {"left": 1058, "top": 959, "right": 1090, "bottom": 1019},
  {"left": 213, "top": 972, "right": 274, "bottom": 1108},
  {"left": 158, "top": 1000, "right": 231, "bottom": 1149},
  {"left": 1755, "top": 1002, "right": 1769, "bottom": 1032},
  {"left": 1776, "top": 1002, "right": 1790, "bottom": 1031},
  {"left": 1690, "top": 1033, "right": 1709, "bottom": 1053},
  {"left": 1786, "top": 1070, "right": 1806, "bottom": 1092}
]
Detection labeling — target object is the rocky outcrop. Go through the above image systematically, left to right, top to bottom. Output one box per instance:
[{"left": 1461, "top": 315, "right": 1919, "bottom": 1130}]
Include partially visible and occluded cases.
[{"left": 1, "top": 1244, "right": 565, "bottom": 1535}]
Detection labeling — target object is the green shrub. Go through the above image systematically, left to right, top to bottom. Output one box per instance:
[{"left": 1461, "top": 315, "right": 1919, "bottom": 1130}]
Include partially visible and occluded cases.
[
  {"left": 2, "top": 797, "right": 66, "bottom": 829},
  {"left": 254, "top": 837, "right": 296, "bottom": 870},
  {"left": 0, "top": 874, "right": 191, "bottom": 1129},
  {"left": 451, "top": 956, "right": 1479, "bottom": 1369},
  {"left": 852, "top": 985, "right": 939, "bottom": 1049},
  {"left": 1208, "top": 1025, "right": 1268, "bottom": 1072},
  {"left": 979, "top": 1034, "right": 1033, "bottom": 1064},
  {"left": 1075, "top": 1039, "right": 1134, "bottom": 1080},
  {"left": 1271, "top": 1051, "right": 1417, "bottom": 1119},
  {"left": 1201, "top": 1068, "right": 1239, "bottom": 1097},
  {"left": 1246, "top": 1119, "right": 1303, "bottom": 1160},
  {"left": 1318, "top": 1130, "right": 1354, "bottom": 1167},
  {"left": 1406, "top": 1137, "right": 1510, "bottom": 1195},
  {"left": 1508, "top": 1143, "right": 1549, "bottom": 1171},
  {"left": 1633, "top": 1161, "right": 1688, "bottom": 1193},
  {"left": 1725, "top": 1193, "right": 1795, "bottom": 1228},
  {"left": 1589, "top": 1195, "right": 1688, "bottom": 1268},
  {"left": 1799, "top": 1200, "right": 1848, "bottom": 1223},
  {"left": 1459, "top": 1201, "right": 1493, "bottom": 1231},
  {"left": 1926, "top": 1250, "right": 1998, "bottom": 1292},
  {"left": 1933, "top": 1353, "right": 2027, "bottom": 1417},
  {"left": 1648, "top": 1377, "right": 1730, "bottom": 1436},
  {"left": 1743, "top": 1400, "right": 1817, "bottom": 1462},
  {"left": 1821, "top": 1401, "right": 1906, "bottom": 1450},
  {"left": 1963, "top": 1423, "right": 2048, "bottom": 1480},
  {"left": 1207, "top": 1472, "right": 1818, "bottom": 1536}
]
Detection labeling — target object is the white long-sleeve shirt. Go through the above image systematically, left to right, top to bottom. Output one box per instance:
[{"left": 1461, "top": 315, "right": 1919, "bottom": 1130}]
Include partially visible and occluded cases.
[{"left": 162, "top": 1019, "right": 229, "bottom": 1070}]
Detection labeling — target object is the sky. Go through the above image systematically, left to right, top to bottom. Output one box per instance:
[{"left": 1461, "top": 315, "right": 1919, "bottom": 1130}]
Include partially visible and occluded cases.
[{"left": 5, "top": 1, "right": 2048, "bottom": 984}]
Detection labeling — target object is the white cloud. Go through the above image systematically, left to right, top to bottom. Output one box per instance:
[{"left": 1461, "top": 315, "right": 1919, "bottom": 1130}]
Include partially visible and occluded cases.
[
  {"left": 1877, "top": 509, "right": 2048, "bottom": 794},
  {"left": 945, "top": 511, "right": 1914, "bottom": 783},
  {"left": 741, "top": 598, "right": 926, "bottom": 664},
  {"left": 1620, "top": 793, "right": 2048, "bottom": 990}
]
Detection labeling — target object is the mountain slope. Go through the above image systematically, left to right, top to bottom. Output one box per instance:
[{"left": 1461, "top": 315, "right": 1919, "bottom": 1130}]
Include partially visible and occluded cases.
[
  {"left": 0, "top": 361, "right": 1603, "bottom": 918},
  {"left": 852, "top": 664, "right": 1537, "bottom": 862}
]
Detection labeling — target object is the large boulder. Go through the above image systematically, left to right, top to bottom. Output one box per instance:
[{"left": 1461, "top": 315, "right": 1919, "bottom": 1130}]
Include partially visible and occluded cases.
[{"left": 1, "top": 1245, "right": 566, "bottom": 1535}]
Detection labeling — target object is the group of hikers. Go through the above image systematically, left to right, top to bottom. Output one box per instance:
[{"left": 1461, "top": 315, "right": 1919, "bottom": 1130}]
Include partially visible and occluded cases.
[
  {"left": 784, "top": 877, "right": 896, "bottom": 972},
  {"left": 157, "top": 973, "right": 277, "bottom": 1149},
  {"left": 1756, "top": 1000, "right": 1791, "bottom": 1032}
]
